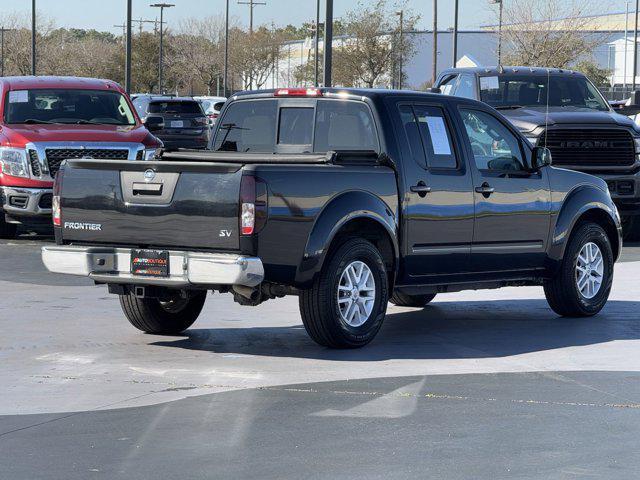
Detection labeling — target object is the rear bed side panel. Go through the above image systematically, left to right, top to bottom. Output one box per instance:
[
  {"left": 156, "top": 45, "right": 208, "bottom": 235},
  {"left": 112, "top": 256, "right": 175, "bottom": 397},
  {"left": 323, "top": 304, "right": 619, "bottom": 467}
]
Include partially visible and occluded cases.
[
  {"left": 59, "top": 160, "right": 243, "bottom": 250},
  {"left": 250, "top": 164, "right": 398, "bottom": 287}
]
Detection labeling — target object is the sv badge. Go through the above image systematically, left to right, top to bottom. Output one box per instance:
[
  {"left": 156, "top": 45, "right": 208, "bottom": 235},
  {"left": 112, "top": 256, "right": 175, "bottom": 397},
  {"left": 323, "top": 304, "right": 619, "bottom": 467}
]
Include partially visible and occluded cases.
[{"left": 219, "top": 230, "right": 232, "bottom": 237}]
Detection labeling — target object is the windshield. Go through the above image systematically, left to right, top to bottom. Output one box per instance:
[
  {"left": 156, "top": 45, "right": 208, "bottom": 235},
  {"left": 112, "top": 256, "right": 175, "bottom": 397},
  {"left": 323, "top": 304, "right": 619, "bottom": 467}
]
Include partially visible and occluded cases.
[
  {"left": 479, "top": 74, "right": 610, "bottom": 111},
  {"left": 4, "top": 89, "right": 137, "bottom": 125},
  {"left": 148, "top": 101, "right": 203, "bottom": 115}
]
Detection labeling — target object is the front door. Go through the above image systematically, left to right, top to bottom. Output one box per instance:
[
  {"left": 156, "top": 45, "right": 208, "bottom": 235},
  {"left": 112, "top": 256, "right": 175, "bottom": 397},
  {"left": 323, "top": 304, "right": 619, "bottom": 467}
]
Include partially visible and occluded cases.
[
  {"left": 396, "top": 102, "right": 475, "bottom": 281},
  {"left": 457, "top": 107, "right": 552, "bottom": 272}
]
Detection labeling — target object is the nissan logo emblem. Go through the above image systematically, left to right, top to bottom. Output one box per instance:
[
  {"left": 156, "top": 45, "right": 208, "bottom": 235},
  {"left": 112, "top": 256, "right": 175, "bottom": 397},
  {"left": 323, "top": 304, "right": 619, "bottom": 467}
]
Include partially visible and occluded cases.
[{"left": 143, "top": 169, "right": 156, "bottom": 182}]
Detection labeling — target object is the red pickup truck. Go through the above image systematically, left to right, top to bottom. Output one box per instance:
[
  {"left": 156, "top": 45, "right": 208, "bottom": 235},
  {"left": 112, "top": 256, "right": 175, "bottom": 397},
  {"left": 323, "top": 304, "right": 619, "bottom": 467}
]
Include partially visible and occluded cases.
[{"left": 0, "top": 76, "right": 161, "bottom": 238}]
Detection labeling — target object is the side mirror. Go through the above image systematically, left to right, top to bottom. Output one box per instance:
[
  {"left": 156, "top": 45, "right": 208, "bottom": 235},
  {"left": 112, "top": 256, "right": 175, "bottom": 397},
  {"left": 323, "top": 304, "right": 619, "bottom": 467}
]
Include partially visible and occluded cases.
[
  {"left": 429, "top": 87, "right": 442, "bottom": 94},
  {"left": 613, "top": 90, "right": 640, "bottom": 115},
  {"left": 628, "top": 91, "right": 640, "bottom": 108},
  {"left": 144, "top": 116, "right": 164, "bottom": 132},
  {"left": 532, "top": 146, "right": 552, "bottom": 169}
]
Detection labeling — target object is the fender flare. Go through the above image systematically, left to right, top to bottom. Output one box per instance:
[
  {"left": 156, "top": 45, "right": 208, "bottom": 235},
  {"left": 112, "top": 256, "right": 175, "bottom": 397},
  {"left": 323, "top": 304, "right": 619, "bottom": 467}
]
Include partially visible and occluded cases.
[
  {"left": 547, "top": 184, "right": 621, "bottom": 268},
  {"left": 295, "top": 190, "right": 399, "bottom": 287}
]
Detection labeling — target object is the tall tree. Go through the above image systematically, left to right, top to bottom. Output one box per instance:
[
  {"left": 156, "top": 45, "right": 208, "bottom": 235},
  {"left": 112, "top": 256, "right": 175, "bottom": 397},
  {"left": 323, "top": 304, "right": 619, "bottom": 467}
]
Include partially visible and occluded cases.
[
  {"left": 330, "top": 0, "right": 419, "bottom": 88},
  {"left": 500, "top": 0, "right": 609, "bottom": 68},
  {"left": 232, "top": 26, "right": 286, "bottom": 90}
]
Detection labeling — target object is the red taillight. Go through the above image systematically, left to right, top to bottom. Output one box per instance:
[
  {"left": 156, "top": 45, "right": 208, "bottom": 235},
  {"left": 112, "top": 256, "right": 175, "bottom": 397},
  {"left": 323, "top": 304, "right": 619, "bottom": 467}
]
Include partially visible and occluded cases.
[
  {"left": 274, "top": 88, "right": 322, "bottom": 97},
  {"left": 52, "top": 169, "right": 63, "bottom": 227},
  {"left": 239, "top": 175, "right": 256, "bottom": 235},
  {"left": 52, "top": 195, "right": 61, "bottom": 226}
]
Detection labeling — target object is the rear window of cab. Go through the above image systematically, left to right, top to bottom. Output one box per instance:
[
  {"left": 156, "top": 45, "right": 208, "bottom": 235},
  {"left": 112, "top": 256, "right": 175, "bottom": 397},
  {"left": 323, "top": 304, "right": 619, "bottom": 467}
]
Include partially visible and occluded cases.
[{"left": 213, "top": 99, "right": 379, "bottom": 153}]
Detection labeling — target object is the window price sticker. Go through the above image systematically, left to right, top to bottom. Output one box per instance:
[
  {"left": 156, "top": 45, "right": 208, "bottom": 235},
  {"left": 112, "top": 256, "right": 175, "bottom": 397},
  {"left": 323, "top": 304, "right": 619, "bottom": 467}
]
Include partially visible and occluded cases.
[
  {"left": 480, "top": 76, "right": 499, "bottom": 91},
  {"left": 8, "top": 90, "right": 29, "bottom": 103},
  {"left": 425, "top": 116, "right": 452, "bottom": 155}
]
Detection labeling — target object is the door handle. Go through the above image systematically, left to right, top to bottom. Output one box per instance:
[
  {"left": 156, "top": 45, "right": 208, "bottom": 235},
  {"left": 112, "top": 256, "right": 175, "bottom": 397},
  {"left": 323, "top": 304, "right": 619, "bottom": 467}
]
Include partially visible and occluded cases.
[
  {"left": 410, "top": 182, "right": 432, "bottom": 196},
  {"left": 475, "top": 183, "right": 495, "bottom": 197}
]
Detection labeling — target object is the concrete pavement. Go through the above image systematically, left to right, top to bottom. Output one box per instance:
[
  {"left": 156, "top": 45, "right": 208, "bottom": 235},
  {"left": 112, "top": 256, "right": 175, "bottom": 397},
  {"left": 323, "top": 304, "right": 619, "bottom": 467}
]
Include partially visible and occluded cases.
[{"left": 1, "top": 237, "right": 640, "bottom": 478}]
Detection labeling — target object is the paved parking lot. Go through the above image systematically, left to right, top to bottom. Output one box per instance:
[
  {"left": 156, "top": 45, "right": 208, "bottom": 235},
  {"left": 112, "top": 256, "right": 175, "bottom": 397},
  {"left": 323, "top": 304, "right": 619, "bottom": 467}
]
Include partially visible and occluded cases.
[{"left": 2, "top": 234, "right": 640, "bottom": 479}]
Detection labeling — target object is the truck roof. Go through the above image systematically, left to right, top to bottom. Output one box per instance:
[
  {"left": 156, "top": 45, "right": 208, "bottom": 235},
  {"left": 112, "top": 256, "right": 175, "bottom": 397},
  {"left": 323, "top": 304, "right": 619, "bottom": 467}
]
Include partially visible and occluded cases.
[
  {"left": 438, "top": 66, "right": 587, "bottom": 77},
  {"left": 0, "top": 76, "right": 125, "bottom": 92},
  {"left": 231, "top": 87, "right": 443, "bottom": 101}
]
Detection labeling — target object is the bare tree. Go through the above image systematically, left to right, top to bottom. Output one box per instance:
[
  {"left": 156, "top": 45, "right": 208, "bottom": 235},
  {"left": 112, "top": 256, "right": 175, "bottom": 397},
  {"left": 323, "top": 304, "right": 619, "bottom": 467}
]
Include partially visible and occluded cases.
[
  {"left": 331, "top": 0, "right": 419, "bottom": 88},
  {"left": 500, "top": 0, "right": 609, "bottom": 68},
  {"left": 169, "top": 15, "right": 234, "bottom": 95},
  {"left": 232, "top": 26, "right": 285, "bottom": 90}
]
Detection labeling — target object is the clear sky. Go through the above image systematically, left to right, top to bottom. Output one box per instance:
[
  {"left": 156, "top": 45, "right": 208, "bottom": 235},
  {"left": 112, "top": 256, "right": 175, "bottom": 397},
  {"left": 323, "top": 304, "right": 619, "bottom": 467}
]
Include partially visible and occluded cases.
[{"left": 0, "top": 0, "right": 627, "bottom": 35}]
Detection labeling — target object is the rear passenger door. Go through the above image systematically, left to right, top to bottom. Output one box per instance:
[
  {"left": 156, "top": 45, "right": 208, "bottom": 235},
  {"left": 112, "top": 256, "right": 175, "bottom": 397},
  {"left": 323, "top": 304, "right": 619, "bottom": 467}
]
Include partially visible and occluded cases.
[{"left": 396, "top": 101, "right": 475, "bottom": 280}]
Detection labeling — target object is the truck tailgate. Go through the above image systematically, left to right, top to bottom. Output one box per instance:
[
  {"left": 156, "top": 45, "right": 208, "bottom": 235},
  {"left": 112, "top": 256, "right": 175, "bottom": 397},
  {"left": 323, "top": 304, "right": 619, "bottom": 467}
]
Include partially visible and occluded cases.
[{"left": 58, "top": 159, "right": 243, "bottom": 250}]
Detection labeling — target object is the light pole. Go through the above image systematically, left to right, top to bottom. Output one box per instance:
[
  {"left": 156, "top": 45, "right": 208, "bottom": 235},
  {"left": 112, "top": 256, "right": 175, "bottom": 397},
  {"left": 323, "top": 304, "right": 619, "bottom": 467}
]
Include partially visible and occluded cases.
[
  {"left": 31, "top": 0, "right": 36, "bottom": 75},
  {"left": 125, "top": 0, "right": 132, "bottom": 93},
  {"left": 224, "top": 0, "right": 230, "bottom": 96},
  {"left": 238, "top": 0, "right": 266, "bottom": 89},
  {"left": 238, "top": 0, "right": 266, "bottom": 36},
  {"left": 314, "top": 0, "right": 320, "bottom": 86},
  {"left": 323, "top": 0, "right": 333, "bottom": 87},
  {"left": 432, "top": 0, "right": 437, "bottom": 85},
  {"left": 452, "top": 0, "right": 459, "bottom": 67},
  {"left": 490, "top": 0, "right": 504, "bottom": 65},
  {"left": 634, "top": 0, "right": 639, "bottom": 91},
  {"left": 624, "top": 1, "right": 629, "bottom": 89},
  {"left": 150, "top": 3, "right": 174, "bottom": 94},
  {"left": 395, "top": 10, "right": 404, "bottom": 89},
  {"left": 0, "top": 27, "right": 12, "bottom": 77}
]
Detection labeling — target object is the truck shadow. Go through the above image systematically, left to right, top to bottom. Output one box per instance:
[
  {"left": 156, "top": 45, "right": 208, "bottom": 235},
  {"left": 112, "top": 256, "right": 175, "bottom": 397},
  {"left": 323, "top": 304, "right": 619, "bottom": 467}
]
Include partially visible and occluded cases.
[{"left": 151, "top": 299, "right": 640, "bottom": 361}]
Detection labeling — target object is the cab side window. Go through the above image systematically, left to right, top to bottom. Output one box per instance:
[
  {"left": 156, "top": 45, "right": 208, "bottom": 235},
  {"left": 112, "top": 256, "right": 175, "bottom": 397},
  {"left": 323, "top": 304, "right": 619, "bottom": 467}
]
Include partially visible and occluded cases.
[
  {"left": 455, "top": 74, "right": 477, "bottom": 100},
  {"left": 438, "top": 75, "right": 458, "bottom": 95},
  {"left": 399, "top": 104, "right": 457, "bottom": 170},
  {"left": 399, "top": 105, "right": 427, "bottom": 168},
  {"left": 413, "top": 106, "right": 457, "bottom": 169},
  {"left": 459, "top": 109, "right": 525, "bottom": 172}
]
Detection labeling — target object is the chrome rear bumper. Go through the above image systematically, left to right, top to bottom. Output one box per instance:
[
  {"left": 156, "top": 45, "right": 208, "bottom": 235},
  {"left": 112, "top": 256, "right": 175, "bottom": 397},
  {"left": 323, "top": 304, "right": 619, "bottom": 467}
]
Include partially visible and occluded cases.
[{"left": 41, "top": 246, "right": 264, "bottom": 287}]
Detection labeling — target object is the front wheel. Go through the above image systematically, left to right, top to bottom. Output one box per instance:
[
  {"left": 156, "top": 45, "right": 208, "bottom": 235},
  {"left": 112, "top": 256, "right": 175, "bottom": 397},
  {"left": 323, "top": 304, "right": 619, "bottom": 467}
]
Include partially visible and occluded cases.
[
  {"left": 544, "top": 222, "right": 613, "bottom": 317},
  {"left": 299, "top": 238, "right": 389, "bottom": 348},
  {"left": 119, "top": 290, "right": 207, "bottom": 334}
]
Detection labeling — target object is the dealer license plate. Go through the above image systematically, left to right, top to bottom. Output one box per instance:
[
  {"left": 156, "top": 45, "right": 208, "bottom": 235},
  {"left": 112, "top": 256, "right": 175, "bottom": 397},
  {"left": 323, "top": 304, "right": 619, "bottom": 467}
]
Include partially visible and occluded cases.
[{"left": 131, "top": 249, "right": 170, "bottom": 277}]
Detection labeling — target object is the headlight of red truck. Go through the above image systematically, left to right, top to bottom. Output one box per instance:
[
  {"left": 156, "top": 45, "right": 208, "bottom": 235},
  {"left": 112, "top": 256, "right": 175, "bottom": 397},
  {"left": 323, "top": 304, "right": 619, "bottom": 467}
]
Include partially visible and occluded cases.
[{"left": 0, "top": 147, "right": 29, "bottom": 178}]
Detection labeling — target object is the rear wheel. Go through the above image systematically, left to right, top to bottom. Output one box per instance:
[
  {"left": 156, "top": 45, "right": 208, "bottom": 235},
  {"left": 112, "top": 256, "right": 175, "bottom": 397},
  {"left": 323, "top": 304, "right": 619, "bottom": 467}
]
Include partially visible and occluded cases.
[
  {"left": 0, "top": 214, "right": 17, "bottom": 239},
  {"left": 622, "top": 215, "right": 640, "bottom": 242},
  {"left": 544, "top": 222, "right": 613, "bottom": 317},
  {"left": 299, "top": 238, "right": 389, "bottom": 348},
  {"left": 119, "top": 290, "right": 207, "bottom": 334},
  {"left": 390, "top": 291, "right": 436, "bottom": 307}
]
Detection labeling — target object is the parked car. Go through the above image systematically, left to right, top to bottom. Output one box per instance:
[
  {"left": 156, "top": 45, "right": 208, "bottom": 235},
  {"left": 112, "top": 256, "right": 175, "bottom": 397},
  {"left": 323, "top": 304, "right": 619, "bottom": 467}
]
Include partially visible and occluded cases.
[
  {"left": 435, "top": 66, "right": 640, "bottom": 241},
  {"left": 0, "top": 76, "right": 161, "bottom": 239},
  {"left": 42, "top": 87, "right": 621, "bottom": 348},
  {"left": 131, "top": 95, "right": 209, "bottom": 150},
  {"left": 194, "top": 96, "right": 226, "bottom": 125}
]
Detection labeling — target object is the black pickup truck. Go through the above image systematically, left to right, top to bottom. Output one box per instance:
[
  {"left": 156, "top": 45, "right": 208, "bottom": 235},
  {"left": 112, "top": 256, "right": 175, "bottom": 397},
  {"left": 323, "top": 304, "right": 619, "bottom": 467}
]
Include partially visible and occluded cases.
[
  {"left": 435, "top": 67, "right": 640, "bottom": 240},
  {"left": 42, "top": 87, "right": 622, "bottom": 348}
]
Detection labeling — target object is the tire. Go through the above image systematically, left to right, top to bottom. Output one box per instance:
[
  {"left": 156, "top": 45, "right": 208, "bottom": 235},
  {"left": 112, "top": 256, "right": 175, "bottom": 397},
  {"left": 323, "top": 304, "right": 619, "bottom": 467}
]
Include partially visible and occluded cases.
[
  {"left": 0, "top": 214, "right": 17, "bottom": 239},
  {"left": 622, "top": 215, "right": 640, "bottom": 242},
  {"left": 544, "top": 222, "right": 613, "bottom": 317},
  {"left": 299, "top": 238, "right": 389, "bottom": 348},
  {"left": 119, "top": 290, "right": 207, "bottom": 334},
  {"left": 390, "top": 291, "right": 436, "bottom": 307}
]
